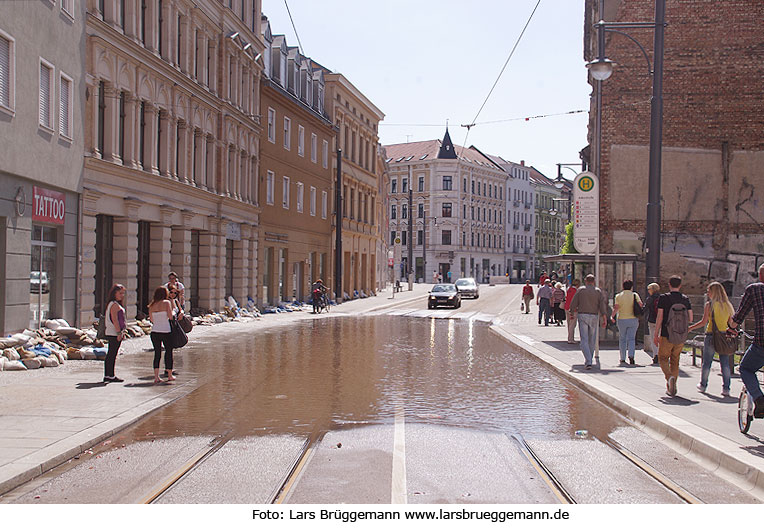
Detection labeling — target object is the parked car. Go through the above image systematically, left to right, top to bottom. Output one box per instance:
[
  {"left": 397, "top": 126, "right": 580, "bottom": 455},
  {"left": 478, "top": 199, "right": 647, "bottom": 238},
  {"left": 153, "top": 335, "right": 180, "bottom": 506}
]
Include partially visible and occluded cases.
[
  {"left": 30, "top": 271, "right": 49, "bottom": 293},
  {"left": 454, "top": 277, "right": 479, "bottom": 299},
  {"left": 428, "top": 283, "right": 461, "bottom": 309}
]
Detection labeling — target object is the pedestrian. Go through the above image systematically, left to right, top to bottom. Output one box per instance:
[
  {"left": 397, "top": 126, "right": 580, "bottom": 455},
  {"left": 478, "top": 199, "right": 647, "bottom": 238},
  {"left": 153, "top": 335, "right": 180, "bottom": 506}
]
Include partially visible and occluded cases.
[
  {"left": 729, "top": 263, "right": 764, "bottom": 418},
  {"left": 433, "top": 270, "right": 438, "bottom": 283},
  {"left": 447, "top": 270, "right": 452, "bottom": 283},
  {"left": 164, "top": 271, "right": 185, "bottom": 309},
  {"left": 538, "top": 271, "right": 548, "bottom": 287},
  {"left": 438, "top": 272, "right": 443, "bottom": 284},
  {"left": 569, "top": 274, "right": 608, "bottom": 369},
  {"left": 654, "top": 275, "right": 693, "bottom": 397},
  {"left": 536, "top": 279, "right": 553, "bottom": 326},
  {"left": 565, "top": 279, "right": 580, "bottom": 343},
  {"left": 522, "top": 280, "right": 534, "bottom": 314},
  {"left": 611, "top": 280, "right": 643, "bottom": 365},
  {"left": 552, "top": 282, "right": 566, "bottom": 326},
  {"left": 688, "top": 282, "right": 734, "bottom": 396},
  {"left": 643, "top": 283, "right": 661, "bottom": 364},
  {"left": 103, "top": 284, "right": 127, "bottom": 383},
  {"left": 165, "top": 285, "right": 185, "bottom": 378},
  {"left": 148, "top": 286, "right": 176, "bottom": 384}
]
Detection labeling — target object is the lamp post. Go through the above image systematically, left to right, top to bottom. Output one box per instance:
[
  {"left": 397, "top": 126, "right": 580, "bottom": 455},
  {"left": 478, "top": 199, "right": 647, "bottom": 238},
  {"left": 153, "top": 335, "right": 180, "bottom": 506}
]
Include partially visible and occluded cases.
[{"left": 586, "top": 0, "right": 666, "bottom": 287}]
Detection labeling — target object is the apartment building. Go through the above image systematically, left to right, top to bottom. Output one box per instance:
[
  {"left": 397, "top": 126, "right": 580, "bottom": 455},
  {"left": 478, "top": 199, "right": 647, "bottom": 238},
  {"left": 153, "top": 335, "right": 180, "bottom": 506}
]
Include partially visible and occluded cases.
[
  {"left": 0, "top": 0, "right": 85, "bottom": 334},
  {"left": 81, "top": 0, "right": 264, "bottom": 321},
  {"left": 258, "top": 18, "right": 334, "bottom": 306},
  {"left": 320, "top": 67, "right": 385, "bottom": 299},
  {"left": 384, "top": 131, "right": 507, "bottom": 284},
  {"left": 530, "top": 167, "right": 565, "bottom": 276}
]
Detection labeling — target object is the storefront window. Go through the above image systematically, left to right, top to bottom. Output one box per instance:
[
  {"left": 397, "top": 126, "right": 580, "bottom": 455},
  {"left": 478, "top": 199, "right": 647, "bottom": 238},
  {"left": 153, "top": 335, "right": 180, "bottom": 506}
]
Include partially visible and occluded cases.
[{"left": 30, "top": 225, "right": 58, "bottom": 329}]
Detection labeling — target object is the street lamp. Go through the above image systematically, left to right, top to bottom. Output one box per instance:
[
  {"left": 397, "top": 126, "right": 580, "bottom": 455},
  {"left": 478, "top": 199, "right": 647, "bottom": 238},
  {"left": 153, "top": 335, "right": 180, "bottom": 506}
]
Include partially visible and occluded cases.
[{"left": 586, "top": 0, "right": 666, "bottom": 286}]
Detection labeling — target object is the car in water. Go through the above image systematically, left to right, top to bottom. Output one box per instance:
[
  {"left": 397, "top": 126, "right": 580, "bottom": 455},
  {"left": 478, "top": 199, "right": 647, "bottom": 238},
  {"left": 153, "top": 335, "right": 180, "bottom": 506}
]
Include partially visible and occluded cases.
[
  {"left": 30, "top": 271, "right": 49, "bottom": 293},
  {"left": 454, "top": 277, "right": 479, "bottom": 299},
  {"left": 427, "top": 283, "right": 461, "bottom": 309}
]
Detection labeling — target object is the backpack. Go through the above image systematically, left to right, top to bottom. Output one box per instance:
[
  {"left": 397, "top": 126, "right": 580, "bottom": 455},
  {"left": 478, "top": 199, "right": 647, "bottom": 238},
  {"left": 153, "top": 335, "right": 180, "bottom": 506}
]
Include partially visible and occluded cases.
[{"left": 666, "top": 301, "right": 689, "bottom": 344}]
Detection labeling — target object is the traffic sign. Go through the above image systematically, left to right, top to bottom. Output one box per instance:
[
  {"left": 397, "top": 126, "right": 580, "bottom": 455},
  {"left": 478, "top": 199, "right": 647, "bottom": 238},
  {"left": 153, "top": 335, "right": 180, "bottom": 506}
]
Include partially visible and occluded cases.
[{"left": 572, "top": 171, "right": 599, "bottom": 254}]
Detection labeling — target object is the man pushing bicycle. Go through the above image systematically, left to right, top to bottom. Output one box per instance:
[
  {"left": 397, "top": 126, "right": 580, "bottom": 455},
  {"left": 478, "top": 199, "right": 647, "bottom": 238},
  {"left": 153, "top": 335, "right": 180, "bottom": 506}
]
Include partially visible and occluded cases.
[
  {"left": 729, "top": 263, "right": 764, "bottom": 418},
  {"left": 312, "top": 279, "right": 328, "bottom": 314}
]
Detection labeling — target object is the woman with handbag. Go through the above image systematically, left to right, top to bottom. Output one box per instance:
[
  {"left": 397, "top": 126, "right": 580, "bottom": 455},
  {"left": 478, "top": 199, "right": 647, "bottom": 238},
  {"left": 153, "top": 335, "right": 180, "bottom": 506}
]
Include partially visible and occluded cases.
[
  {"left": 611, "top": 280, "right": 643, "bottom": 365},
  {"left": 688, "top": 281, "right": 735, "bottom": 396},
  {"left": 103, "top": 284, "right": 127, "bottom": 383},
  {"left": 148, "top": 286, "right": 175, "bottom": 384},
  {"left": 164, "top": 286, "right": 187, "bottom": 378}
]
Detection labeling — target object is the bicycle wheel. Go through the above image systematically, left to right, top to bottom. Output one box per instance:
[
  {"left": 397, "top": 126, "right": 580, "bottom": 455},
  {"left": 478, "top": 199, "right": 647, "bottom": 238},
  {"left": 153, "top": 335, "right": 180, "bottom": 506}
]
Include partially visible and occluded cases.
[{"left": 739, "top": 389, "right": 753, "bottom": 434}]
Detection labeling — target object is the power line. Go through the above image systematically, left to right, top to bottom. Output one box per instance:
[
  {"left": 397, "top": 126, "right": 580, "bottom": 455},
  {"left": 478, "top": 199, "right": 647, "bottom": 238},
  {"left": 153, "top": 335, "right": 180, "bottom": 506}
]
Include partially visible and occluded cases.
[{"left": 283, "top": 0, "right": 305, "bottom": 55}]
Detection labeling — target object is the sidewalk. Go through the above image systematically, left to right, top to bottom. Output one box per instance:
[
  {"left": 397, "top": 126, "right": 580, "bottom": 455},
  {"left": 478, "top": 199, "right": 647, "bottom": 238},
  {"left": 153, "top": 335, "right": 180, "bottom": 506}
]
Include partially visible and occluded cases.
[
  {"left": 0, "top": 284, "right": 429, "bottom": 496},
  {"left": 490, "top": 307, "right": 764, "bottom": 501}
]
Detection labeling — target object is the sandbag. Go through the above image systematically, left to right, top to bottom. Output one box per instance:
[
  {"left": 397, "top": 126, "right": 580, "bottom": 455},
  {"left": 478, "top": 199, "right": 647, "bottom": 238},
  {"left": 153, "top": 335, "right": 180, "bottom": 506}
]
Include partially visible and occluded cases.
[
  {"left": 44, "top": 319, "right": 61, "bottom": 331},
  {"left": 55, "top": 327, "right": 80, "bottom": 336},
  {"left": 16, "top": 347, "right": 36, "bottom": 360},
  {"left": 3, "top": 348, "right": 20, "bottom": 360},
  {"left": 67, "top": 348, "right": 82, "bottom": 360},
  {"left": 55, "top": 351, "right": 66, "bottom": 363},
  {"left": 39, "top": 356, "right": 59, "bottom": 368},
  {"left": 0, "top": 357, "right": 4, "bottom": 371},
  {"left": 21, "top": 358, "right": 42, "bottom": 369},
  {"left": 3, "top": 360, "right": 26, "bottom": 371}
]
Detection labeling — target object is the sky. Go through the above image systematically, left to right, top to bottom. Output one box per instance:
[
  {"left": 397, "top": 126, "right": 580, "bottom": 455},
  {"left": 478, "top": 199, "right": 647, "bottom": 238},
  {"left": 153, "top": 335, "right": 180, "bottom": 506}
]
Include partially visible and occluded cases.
[{"left": 261, "top": 0, "right": 592, "bottom": 179}]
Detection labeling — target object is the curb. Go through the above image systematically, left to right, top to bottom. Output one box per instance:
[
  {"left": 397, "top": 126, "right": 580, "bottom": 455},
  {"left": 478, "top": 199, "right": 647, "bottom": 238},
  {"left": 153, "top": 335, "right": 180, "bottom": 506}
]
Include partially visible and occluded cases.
[
  {"left": 489, "top": 324, "right": 764, "bottom": 502},
  {"left": 0, "top": 380, "right": 194, "bottom": 496}
]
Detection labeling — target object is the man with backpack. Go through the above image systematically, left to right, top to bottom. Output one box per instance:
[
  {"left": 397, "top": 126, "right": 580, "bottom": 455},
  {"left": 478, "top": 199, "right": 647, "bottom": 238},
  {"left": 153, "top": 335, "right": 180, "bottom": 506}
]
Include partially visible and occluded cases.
[{"left": 654, "top": 275, "right": 693, "bottom": 396}]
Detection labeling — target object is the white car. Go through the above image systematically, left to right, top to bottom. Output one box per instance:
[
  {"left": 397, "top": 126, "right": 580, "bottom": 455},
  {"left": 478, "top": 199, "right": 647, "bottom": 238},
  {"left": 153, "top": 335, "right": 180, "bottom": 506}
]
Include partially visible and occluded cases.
[
  {"left": 30, "top": 271, "right": 49, "bottom": 293},
  {"left": 454, "top": 277, "right": 479, "bottom": 299}
]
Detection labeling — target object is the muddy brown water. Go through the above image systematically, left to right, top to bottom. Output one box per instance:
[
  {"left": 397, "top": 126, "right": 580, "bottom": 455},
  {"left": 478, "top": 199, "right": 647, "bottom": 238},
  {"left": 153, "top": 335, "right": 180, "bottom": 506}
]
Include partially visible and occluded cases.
[{"left": 120, "top": 316, "right": 625, "bottom": 443}]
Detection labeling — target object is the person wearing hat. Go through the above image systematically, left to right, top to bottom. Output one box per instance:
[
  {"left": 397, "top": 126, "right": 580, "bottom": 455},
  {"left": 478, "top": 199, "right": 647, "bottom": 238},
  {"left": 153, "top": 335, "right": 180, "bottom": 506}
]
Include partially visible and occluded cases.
[
  {"left": 312, "top": 278, "right": 327, "bottom": 313},
  {"left": 536, "top": 279, "right": 554, "bottom": 326}
]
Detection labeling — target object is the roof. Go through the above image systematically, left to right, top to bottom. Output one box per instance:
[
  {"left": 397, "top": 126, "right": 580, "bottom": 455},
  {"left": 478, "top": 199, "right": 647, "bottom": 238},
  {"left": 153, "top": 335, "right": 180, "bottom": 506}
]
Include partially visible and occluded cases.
[{"left": 384, "top": 136, "right": 502, "bottom": 169}]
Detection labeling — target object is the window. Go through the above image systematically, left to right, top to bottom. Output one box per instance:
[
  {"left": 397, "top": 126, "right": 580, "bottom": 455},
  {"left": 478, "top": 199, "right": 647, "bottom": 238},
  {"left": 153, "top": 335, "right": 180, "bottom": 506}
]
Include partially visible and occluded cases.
[
  {"left": 61, "top": 0, "right": 74, "bottom": 18},
  {"left": 0, "top": 31, "right": 13, "bottom": 113},
  {"left": 39, "top": 59, "right": 54, "bottom": 130},
  {"left": 59, "top": 73, "right": 73, "bottom": 139},
  {"left": 267, "top": 108, "right": 275, "bottom": 143},
  {"left": 283, "top": 116, "right": 291, "bottom": 150},
  {"left": 298, "top": 125, "right": 305, "bottom": 157},
  {"left": 311, "top": 133, "right": 317, "bottom": 163},
  {"left": 322, "top": 140, "right": 329, "bottom": 168},
  {"left": 266, "top": 171, "right": 274, "bottom": 205},
  {"left": 443, "top": 175, "right": 452, "bottom": 191},
  {"left": 282, "top": 176, "right": 290, "bottom": 208},
  {"left": 418, "top": 176, "right": 424, "bottom": 192},
  {"left": 402, "top": 178, "right": 408, "bottom": 194},
  {"left": 391, "top": 179, "right": 397, "bottom": 194},
  {"left": 296, "top": 182, "right": 304, "bottom": 212},
  {"left": 310, "top": 186, "right": 316, "bottom": 216},
  {"left": 321, "top": 190, "right": 328, "bottom": 219},
  {"left": 418, "top": 203, "right": 424, "bottom": 218},
  {"left": 442, "top": 203, "right": 452, "bottom": 218},
  {"left": 391, "top": 204, "right": 397, "bottom": 219},
  {"left": 402, "top": 204, "right": 407, "bottom": 219},
  {"left": 417, "top": 230, "right": 423, "bottom": 246},
  {"left": 442, "top": 230, "right": 452, "bottom": 246},
  {"left": 390, "top": 231, "right": 396, "bottom": 245},
  {"left": 401, "top": 231, "right": 407, "bottom": 246}
]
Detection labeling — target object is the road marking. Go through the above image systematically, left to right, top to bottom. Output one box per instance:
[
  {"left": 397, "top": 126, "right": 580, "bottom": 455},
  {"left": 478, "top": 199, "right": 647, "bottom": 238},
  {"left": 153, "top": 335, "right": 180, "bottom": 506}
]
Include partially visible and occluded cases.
[{"left": 391, "top": 403, "right": 407, "bottom": 504}]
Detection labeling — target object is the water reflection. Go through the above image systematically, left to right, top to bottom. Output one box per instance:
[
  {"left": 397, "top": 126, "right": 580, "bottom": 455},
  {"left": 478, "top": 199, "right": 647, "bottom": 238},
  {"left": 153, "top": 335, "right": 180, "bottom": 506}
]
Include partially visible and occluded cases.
[{"left": 128, "top": 317, "right": 623, "bottom": 442}]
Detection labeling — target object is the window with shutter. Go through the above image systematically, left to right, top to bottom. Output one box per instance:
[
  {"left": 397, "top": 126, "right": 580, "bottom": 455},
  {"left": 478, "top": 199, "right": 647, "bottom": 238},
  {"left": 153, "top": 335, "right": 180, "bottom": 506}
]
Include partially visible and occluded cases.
[
  {"left": 0, "top": 33, "right": 12, "bottom": 110},
  {"left": 39, "top": 61, "right": 53, "bottom": 129},
  {"left": 59, "top": 75, "right": 71, "bottom": 138}
]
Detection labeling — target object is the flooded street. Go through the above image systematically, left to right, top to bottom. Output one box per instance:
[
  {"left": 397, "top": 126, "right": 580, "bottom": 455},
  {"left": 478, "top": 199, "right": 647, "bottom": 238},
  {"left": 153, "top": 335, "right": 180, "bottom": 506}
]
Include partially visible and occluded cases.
[{"left": 122, "top": 316, "right": 624, "bottom": 441}]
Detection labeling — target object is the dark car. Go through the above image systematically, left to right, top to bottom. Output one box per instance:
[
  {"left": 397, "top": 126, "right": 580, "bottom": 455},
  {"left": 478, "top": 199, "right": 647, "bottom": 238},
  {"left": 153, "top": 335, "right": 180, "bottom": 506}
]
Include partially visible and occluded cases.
[
  {"left": 454, "top": 277, "right": 479, "bottom": 299},
  {"left": 428, "top": 283, "right": 461, "bottom": 309}
]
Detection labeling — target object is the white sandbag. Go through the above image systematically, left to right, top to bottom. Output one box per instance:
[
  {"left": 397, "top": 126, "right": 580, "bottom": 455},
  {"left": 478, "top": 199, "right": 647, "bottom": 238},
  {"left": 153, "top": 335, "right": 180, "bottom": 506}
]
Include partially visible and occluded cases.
[
  {"left": 44, "top": 319, "right": 61, "bottom": 331},
  {"left": 55, "top": 319, "right": 71, "bottom": 328},
  {"left": 55, "top": 327, "right": 79, "bottom": 336},
  {"left": 22, "top": 329, "right": 38, "bottom": 338},
  {"left": 84, "top": 329, "right": 97, "bottom": 341},
  {"left": 11, "top": 333, "right": 29, "bottom": 344},
  {"left": 80, "top": 346, "right": 96, "bottom": 360},
  {"left": 3, "top": 348, "right": 19, "bottom": 360},
  {"left": 55, "top": 351, "right": 66, "bottom": 363},
  {"left": 39, "top": 356, "right": 59, "bottom": 368},
  {"left": 0, "top": 357, "right": 4, "bottom": 371},
  {"left": 21, "top": 358, "right": 42, "bottom": 369},
  {"left": 3, "top": 360, "right": 26, "bottom": 371}
]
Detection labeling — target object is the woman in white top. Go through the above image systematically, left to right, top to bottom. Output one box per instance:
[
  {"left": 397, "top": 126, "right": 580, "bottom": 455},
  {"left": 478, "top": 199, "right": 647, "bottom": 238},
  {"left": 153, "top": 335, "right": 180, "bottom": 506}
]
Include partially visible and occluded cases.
[
  {"left": 103, "top": 284, "right": 127, "bottom": 383},
  {"left": 148, "top": 286, "right": 176, "bottom": 384}
]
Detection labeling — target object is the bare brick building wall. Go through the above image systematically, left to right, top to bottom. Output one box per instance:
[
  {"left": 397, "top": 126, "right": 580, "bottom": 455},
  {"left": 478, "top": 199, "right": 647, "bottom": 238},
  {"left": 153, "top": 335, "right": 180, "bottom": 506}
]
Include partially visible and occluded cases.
[{"left": 585, "top": 0, "right": 764, "bottom": 295}]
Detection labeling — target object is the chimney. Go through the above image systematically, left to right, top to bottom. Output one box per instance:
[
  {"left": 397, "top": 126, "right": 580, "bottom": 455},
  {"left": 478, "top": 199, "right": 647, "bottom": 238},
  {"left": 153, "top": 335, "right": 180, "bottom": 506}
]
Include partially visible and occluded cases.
[{"left": 520, "top": 160, "right": 525, "bottom": 166}]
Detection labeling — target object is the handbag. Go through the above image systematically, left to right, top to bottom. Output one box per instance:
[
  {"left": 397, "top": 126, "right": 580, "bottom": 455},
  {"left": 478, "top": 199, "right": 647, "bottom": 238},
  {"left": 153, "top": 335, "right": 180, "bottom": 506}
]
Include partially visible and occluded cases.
[
  {"left": 633, "top": 293, "right": 644, "bottom": 317},
  {"left": 711, "top": 307, "right": 736, "bottom": 355},
  {"left": 179, "top": 314, "right": 193, "bottom": 333},
  {"left": 169, "top": 319, "right": 189, "bottom": 349}
]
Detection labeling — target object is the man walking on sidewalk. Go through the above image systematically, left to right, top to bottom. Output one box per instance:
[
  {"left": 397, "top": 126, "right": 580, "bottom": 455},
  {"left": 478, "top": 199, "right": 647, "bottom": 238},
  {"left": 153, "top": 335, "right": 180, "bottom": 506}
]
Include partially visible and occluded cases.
[
  {"left": 729, "top": 263, "right": 764, "bottom": 418},
  {"left": 569, "top": 274, "right": 607, "bottom": 369},
  {"left": 654, "top": 275, "right": 693, "bottom": 396},
  {"left": 536, "top": 279, "right": 553, "bottom": 326},
  {"left": 522, "top": 280, "right": 534, "bottom": 314}
]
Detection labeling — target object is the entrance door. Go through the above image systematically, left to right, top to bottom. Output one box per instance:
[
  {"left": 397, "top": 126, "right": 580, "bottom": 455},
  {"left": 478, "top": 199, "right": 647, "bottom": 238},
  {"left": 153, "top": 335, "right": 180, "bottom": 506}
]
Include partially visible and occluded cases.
[
  {"left": 136, "top": 221, "right": 151, "bottom": 318},
  {"left": 29, "top": 225, "right": 58, "bottom": 329}
]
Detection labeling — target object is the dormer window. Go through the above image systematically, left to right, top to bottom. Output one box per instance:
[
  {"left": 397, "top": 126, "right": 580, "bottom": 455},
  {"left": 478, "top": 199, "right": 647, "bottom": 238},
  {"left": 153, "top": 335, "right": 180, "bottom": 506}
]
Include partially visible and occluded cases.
[
  {"left": 264, "top": 41, "right": 272, "bottom": 78},
  {"left": 279, "top": 50, "right": 287, "bottom": 87},
  {"left": 293, "top": 63, "right": 300, "bottom": 97},
  {"left": 306, "top": 75, "right": 313, "bottom": 105}
]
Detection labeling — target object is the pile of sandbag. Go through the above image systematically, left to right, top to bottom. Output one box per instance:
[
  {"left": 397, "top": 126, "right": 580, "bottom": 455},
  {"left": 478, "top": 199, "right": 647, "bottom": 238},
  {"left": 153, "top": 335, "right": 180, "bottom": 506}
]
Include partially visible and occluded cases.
[{"left": 0, "top": 328, "right": 68, "bottom": 371}]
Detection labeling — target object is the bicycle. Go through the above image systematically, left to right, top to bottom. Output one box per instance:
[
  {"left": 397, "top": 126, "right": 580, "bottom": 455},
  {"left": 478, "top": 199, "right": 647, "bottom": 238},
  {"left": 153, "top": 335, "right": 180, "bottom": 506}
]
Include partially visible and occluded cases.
[
  {"left": 312, "top": 291, "right": 329, "bottom": 314},
  {"left": 736, "top": 331, "right": 760, "bottom": 434}
]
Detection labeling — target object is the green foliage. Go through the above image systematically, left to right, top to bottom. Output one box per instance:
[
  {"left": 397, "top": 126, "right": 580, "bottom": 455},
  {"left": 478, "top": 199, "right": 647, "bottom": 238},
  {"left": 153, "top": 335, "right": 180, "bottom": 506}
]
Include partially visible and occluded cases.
[{"left": 560, "top": 222, "right": 578, "bottom": 254}]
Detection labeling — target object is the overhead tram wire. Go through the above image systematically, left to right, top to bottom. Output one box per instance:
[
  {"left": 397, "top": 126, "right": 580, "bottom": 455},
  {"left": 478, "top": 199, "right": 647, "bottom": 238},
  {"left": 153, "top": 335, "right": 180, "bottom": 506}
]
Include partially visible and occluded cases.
[{"left": 283, "top": 0, "right": 305, "bottom": 55}]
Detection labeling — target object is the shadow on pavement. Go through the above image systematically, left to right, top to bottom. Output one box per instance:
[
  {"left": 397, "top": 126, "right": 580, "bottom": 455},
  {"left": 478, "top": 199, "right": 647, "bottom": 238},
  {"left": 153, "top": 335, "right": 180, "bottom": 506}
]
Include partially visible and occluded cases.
[
  {"left": 75, "top": 382, "right": 108, "bottom": 389},
  {"left": 658, "top": 396, "right": 700, "bottom": 406}
]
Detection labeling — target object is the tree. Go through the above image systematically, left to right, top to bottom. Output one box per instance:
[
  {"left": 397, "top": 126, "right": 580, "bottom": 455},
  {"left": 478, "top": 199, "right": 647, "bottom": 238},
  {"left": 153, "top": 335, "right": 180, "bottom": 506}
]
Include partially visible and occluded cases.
[{"left": 560, "top": 222, "right": 578, "bottom": 254}]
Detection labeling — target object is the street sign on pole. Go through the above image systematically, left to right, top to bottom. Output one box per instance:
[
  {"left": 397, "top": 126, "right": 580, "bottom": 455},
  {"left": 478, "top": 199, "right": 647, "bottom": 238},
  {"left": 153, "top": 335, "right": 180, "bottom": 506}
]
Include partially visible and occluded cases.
[{"left": 572, "top": 171, "right": 599, "bottom": 254}]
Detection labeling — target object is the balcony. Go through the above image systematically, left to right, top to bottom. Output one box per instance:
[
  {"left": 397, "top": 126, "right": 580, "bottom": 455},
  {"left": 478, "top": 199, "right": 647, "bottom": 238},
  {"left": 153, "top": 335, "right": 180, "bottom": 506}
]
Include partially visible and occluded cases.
[
  {"left": 513, "top": 200, "right": 520, "bottom": 207},
  {"left": 524, "top": 202, "right": 531, "bottom": 209},
  {"left": 524, "top": 224, "right": 531, "bottom": 231}
]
